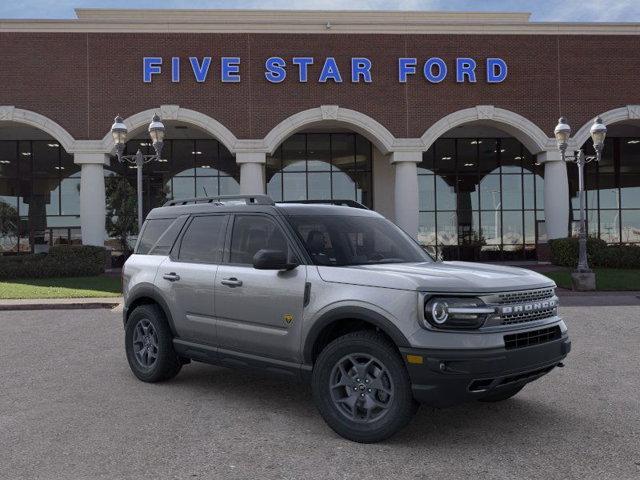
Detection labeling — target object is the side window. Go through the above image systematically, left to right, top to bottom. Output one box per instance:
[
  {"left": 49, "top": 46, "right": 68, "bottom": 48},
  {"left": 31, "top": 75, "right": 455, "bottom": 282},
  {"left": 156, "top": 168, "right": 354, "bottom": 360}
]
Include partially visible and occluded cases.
[
  {"left": 178, "top": 215, "right": 227, "bottom": 264},
  {"left": 229, "top": 215, "right": 291, "bottom": 265},
  {"left": 148, "top": 216, "right": 188, "bottom": 256},
  {"left": 136, "top": 218, "right": 174, "bottom": 255}
]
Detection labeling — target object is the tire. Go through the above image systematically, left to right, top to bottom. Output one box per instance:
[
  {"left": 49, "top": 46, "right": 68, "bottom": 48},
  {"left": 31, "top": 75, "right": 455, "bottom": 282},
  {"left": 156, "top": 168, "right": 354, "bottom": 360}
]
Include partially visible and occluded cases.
[
  {"left": 125, "top": 304, "right": 182, "bottom": 383},
  {"left": 312, "top": 330, "right": 418, "bottom": 443},
  {"left": 478, "top": 384, "right": 524, "bottom": 403}
]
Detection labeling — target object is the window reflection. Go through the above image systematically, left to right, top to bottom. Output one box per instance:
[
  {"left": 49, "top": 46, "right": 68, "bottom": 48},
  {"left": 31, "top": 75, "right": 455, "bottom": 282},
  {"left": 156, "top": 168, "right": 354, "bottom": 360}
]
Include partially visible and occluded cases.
[
  {"left": 266, "top": 133, "right": 373, "bottom": 207},
  {"left": 570, "top": 136, "right": 640, "bottom": 245},
  {"left": 418, "top": 137, "right": 543, "bottom": 260},
  {"left": 0, "top": 140, "right": 81, "bottom": 253}
]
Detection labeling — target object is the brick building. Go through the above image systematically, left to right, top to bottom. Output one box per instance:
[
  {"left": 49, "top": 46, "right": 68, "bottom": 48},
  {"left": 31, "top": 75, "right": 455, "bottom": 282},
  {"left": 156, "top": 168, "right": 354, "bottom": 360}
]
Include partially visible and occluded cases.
[{"left": 0, "top": 9, "right": 638, "bottom": 260}]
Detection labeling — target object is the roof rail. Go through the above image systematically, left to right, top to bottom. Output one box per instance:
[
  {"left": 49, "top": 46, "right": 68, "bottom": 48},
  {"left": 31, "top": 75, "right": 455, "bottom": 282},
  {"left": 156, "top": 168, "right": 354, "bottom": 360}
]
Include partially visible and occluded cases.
[
  {"left": 163, "top": 194, "right": 275, "bottom": 207},
  {"left": 279, "top": 199, "right": 369, "bottom": 210}
]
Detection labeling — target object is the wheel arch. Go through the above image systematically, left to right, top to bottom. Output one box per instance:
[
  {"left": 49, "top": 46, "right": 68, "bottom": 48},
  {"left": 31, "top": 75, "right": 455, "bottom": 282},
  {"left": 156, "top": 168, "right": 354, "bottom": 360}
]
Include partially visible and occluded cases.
[
  {"left": 124, "top": 284, "right": 177, "bottom": 337},
  {"left": 303, "top": 306, "right": 411, "bottom": 364}
]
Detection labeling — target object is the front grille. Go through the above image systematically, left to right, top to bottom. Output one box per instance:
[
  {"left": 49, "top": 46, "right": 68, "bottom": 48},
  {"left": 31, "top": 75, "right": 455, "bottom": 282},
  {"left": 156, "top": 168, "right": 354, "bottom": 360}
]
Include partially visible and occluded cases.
[
  {"left": 493, "top": 288, "right": 557, "bottom": 325},
  {"left": 496, "top": 288, "right": 555, "bottom": 305},
  {"left": 501, "top": 306, "right": 557, "bottom": 325},
  {"left": 504, "top": 326, "right": 561, "bottom": 350}
]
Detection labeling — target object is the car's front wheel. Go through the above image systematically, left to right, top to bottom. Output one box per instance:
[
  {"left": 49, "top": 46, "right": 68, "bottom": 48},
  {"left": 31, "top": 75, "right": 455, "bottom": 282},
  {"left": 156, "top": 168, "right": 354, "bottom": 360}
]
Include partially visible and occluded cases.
[
  {"left": 125, "top": 304, "right": 182, "bottom": 382},
  {"left": 312, "top": 331, "right": 418, "bottom": 443}
]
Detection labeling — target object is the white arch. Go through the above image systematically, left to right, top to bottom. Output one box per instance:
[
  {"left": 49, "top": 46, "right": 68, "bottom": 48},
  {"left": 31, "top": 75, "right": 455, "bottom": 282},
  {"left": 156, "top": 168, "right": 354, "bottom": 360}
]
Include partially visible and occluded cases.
[
  {"left": 100, "top": 105, "right": 239, "bottom": 155},
  {"left": 263, "top": 105, "right": 396, "bottom": 155},
  {"left": 420, "top": 105, "right": 553, "bottom": 154},
  {"left": 572, "top": 105, "right": 640, "bottom": 149},
  {"left": 0, "top": 106, "right": 76, "bottom": 152}
]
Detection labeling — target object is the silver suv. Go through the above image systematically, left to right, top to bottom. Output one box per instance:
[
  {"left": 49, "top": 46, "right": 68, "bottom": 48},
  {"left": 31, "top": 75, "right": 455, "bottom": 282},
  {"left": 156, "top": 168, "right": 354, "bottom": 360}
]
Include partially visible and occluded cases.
[{"left": 122, "top": 195, "right": 570, "bottom": 443}]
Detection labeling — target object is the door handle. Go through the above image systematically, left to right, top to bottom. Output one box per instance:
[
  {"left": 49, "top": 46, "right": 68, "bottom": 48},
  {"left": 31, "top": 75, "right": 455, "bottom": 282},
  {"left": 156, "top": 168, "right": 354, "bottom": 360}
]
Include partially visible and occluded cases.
[
  {"left": 163, "top": 272, "right": 181, "bottom": 282},
  {"left": 221, "top": 277, "right": 243, "bottom": 287}
]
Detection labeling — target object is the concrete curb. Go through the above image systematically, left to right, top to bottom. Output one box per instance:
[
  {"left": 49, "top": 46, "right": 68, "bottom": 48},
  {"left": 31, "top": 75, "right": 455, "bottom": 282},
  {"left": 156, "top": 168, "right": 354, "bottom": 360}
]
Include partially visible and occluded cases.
[{"left": 0, "top": 297, "right": 123, "bottom": 311}]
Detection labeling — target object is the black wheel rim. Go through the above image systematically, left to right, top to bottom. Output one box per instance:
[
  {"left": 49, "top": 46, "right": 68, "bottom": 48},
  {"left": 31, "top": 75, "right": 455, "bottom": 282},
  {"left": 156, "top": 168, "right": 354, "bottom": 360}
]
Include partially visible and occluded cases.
[
  {"left": 132, "top": 319, "right": 158, "bottom": 368},
  {"left": 329, "top": 353, "right": 395, "bottom": 423}
]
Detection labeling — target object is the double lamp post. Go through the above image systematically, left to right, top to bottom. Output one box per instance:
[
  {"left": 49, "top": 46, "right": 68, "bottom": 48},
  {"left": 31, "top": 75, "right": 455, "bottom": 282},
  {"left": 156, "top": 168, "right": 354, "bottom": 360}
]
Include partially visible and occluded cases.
[
  {"left": 110, "top": 114, "right": 166, "bottom": 232},
  {"left": 553, "top": 116, "right": 607, "bottom": 288}
]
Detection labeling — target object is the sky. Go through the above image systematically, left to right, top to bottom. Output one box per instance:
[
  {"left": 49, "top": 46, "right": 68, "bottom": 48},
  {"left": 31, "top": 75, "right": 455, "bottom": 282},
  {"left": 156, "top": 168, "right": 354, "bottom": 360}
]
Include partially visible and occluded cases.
[{"left": 0, "top": 0, "right": 639, "bottom": 22}]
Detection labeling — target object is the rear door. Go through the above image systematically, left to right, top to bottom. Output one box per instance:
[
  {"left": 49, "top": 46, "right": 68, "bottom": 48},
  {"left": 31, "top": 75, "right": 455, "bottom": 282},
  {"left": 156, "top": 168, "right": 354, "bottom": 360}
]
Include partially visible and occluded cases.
[
  {"left": 214, "top": 213, "right": 307, "bottom": 362},
  {"left": 156, "top": 214, "right": 229, "bottom": 346}
]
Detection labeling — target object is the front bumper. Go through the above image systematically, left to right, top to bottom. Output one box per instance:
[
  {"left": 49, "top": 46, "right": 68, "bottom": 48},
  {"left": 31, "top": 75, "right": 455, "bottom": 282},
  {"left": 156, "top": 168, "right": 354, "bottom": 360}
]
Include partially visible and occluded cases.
[{"left": 400, "top": 333, "right": 571, "bottom": 407}]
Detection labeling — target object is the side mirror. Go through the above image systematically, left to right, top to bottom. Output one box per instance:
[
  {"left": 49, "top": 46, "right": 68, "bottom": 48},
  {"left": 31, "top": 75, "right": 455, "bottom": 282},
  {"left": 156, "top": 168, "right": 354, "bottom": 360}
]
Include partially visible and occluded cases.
[{"left": 252, "top": 249, "right": 298, "bottom": 270}]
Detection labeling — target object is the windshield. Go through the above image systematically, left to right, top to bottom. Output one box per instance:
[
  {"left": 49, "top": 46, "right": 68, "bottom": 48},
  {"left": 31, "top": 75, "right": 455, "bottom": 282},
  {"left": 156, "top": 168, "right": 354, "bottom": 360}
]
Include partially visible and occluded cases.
[{"left": 287, "top": 214, "right": 433, "bottom": 266}]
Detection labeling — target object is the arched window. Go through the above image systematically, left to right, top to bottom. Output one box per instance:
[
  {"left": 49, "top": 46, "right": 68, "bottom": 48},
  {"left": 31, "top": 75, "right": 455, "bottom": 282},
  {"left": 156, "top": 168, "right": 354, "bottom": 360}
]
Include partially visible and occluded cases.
[
  {"left": 266, "top": 133, "right": 373, "bottom": 207},
  {"left": 418, "top": 137, "right": 544, "bottom": 261}
]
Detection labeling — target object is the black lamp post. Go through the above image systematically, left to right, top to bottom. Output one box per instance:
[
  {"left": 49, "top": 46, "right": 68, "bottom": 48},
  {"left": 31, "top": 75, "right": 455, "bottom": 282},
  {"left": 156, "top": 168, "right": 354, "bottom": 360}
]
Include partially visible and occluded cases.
[
  {"left": 111, "top": 114, "right": 165, "bottom": 231},
  {"left": 553, "top": 116, "right": 607, "bottom": 287}
]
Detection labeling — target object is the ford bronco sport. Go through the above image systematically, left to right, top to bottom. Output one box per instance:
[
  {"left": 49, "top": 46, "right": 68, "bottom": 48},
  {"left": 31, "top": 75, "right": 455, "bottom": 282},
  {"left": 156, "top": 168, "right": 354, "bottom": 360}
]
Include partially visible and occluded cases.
[{"left": 122, "top": 195, "right": 570, "bottom": 443}]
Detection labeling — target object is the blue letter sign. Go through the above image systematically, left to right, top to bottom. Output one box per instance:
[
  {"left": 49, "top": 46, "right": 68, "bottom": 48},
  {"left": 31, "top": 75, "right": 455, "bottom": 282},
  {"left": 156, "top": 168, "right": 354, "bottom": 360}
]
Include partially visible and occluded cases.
[{"left": 143, "top": 55, "right": 508, "bottom": 84}]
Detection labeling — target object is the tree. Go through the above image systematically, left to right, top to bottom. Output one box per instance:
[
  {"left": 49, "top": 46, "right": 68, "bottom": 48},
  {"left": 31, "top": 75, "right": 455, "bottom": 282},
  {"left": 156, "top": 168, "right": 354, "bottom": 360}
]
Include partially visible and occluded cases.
[
  {"left": 105, "top": 176, "right": 138, "bottom": 253},
  {"left": 0, "top": 200, "right": 19, "bottom": 251}
]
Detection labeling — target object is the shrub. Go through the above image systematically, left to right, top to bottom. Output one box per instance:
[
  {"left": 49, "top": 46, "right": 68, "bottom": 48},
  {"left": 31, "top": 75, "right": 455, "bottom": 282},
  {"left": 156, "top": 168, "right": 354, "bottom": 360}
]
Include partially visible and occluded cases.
[
  {"left": 549, "top": 237, "right": 640, "bottom": 269},
  {"left": 0, "top": 245, "right": 108, "bottom": 280}
]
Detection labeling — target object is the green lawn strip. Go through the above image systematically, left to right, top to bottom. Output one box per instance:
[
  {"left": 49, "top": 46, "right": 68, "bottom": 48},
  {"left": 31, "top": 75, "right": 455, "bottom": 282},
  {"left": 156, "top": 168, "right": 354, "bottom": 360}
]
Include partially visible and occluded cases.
[
  {"left": 544, "top": 268, "right": 640, "bottom": 291},
  {"left": 0, "top": 276, "right": 122, "bottom": 299}
]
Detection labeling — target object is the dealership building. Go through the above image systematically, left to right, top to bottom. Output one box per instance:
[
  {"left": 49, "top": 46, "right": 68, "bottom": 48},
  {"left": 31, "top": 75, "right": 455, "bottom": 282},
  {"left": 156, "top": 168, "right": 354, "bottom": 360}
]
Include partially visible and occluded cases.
[{"left": 0, "top": 9, "right": 639, "bottom": 261}]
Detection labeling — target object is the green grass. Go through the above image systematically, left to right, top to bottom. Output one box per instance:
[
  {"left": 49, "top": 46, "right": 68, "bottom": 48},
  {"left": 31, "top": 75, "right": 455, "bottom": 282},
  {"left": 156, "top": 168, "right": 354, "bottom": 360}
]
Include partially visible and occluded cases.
[
  {"left": 544, "top": 268, "right": 640, "bottom": 291},
  {"left": 0, "top": 275, "right": 122, "bottom": 299}
]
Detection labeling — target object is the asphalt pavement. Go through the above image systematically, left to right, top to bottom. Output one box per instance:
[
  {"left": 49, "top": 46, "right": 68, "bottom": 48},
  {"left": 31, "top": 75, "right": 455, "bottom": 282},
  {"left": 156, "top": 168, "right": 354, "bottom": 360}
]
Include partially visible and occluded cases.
[{"left": 0, "top": 306, "right": 638, "bottom": 480}]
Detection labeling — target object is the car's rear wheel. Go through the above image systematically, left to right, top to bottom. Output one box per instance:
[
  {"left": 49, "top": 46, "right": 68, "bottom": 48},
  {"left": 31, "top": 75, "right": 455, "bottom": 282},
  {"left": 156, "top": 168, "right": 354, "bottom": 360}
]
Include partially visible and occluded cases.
[
  {"left": 125, "top": 304, "right": 182, "bottom": 382},
  {"left": 312, "top": 331, "right": 418, "bottom": 443},
  {"left": 478, "top": 384, "right": 524, "bottom": 402}
]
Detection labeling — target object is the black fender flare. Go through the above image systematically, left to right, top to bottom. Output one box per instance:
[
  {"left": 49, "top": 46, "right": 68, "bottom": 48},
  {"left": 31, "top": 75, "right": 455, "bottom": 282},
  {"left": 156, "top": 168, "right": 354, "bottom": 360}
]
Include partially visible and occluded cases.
[
  {"left": 124, "top": 283, "right": 177, "bottom": 336},
  {"left": 302, "top": 306, "right": 411, "bottom": 364}
]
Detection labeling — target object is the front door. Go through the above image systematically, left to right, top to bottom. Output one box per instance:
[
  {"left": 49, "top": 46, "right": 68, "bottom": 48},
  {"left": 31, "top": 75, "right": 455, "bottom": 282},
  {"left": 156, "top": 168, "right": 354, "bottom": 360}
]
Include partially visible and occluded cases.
[
  {"left": 156, "top": 214, "right": 229, "bottom": 346},
  {"left": 214, "top": 214, "right": 307, "bottom": 362}
]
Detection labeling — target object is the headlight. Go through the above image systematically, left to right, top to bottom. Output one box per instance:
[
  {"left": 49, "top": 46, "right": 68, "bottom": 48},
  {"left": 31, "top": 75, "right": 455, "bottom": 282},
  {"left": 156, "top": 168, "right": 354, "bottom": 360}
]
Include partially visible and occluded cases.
[{"left": 423, "top": 297, "right": 495, "bottom": 330}]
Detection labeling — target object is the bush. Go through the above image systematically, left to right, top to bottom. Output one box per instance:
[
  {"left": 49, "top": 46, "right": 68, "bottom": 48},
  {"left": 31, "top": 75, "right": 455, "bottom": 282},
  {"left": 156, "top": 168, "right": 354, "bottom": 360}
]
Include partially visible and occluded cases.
[
  {"left": 549, "top": 237, "right": 640, "bottom": 269},
  {"left": 0, "top": 245, "right": 108, "bottom": 280}
]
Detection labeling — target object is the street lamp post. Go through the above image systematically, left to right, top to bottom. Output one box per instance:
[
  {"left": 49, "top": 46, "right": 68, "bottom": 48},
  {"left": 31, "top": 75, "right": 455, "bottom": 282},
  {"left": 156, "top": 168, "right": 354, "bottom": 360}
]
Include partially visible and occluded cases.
[
  {"left": 111, "top": 114, "right": 165, "bottom": 231},
  {"left": 553, "top": 116, "right": 607, "bottom": 289}
]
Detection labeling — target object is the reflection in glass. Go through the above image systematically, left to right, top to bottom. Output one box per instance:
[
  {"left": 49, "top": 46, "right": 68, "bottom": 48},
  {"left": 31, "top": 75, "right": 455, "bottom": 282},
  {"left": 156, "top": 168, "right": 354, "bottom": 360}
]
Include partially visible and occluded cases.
[
  {"left": 266, "top": 133, "right": 373, "bottom": 207},
  {"left": 418, "top": 137, "right": 543, "bottom": 260}
]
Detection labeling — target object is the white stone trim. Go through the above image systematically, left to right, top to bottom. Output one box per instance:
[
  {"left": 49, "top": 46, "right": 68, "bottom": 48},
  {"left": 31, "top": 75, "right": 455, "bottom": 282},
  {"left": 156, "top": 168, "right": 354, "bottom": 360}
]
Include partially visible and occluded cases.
[
  {"left": 100, "top": 105, "right": 239, "bottom": 155},
  {"left": 263, "top": 105, "right": 396, "bottom": 155},
  {"left": 571, "top": 105, "right": 640, "bottom": 150},
  {"left": 0, "top": 106, "right": 76, "bottom": 152},
  {"left": 421, "top": 106, "right": 553, "bottom": 154}
]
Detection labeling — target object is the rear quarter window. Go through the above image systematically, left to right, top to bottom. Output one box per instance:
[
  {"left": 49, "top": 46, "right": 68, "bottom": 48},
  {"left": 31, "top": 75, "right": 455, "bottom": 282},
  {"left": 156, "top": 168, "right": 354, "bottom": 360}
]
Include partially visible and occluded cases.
[{"left": 136, "top": 217, "right": 185, "bottom": 255}]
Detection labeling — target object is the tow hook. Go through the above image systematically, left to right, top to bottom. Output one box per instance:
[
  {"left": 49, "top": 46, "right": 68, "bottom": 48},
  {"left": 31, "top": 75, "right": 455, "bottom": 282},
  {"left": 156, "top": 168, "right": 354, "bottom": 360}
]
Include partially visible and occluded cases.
[{"left": 557, "top": 362, "right": 565, "bottom": 368}]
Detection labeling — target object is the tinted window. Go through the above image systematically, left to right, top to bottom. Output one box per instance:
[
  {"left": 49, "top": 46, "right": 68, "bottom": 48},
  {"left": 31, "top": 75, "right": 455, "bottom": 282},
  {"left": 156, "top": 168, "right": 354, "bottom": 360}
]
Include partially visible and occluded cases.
[
  {"left": 178, "top": 215, "right": 227, "bottom": 263},
  {"left": 229, "top": 215, "right": 291, "bottom": 264},
  {"left": 288, "top": 215, "right": 431, "bottom": 266},
  {"left": 148, "top": 216, "right": 188, "bottom": 255},
  {"left": 136, "top": 218, "right": 174, "bottom": 254}
]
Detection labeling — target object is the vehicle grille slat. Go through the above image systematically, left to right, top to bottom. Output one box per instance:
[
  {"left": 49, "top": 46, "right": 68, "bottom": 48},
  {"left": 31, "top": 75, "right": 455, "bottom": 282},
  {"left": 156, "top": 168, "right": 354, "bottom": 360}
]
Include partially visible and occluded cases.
[
  {"left": 496, "top": 288, "right": 557, "bottom": 325},
  {"left": 504, "top": 326, "right": 562, "bottom": 350}
]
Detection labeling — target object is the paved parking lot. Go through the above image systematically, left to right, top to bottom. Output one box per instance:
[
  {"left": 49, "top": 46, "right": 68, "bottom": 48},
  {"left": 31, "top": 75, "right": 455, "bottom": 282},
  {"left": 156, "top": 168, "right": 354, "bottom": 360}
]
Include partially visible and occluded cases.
[{"left": 1, "top": 306, "right": 639, "bottom": 480}]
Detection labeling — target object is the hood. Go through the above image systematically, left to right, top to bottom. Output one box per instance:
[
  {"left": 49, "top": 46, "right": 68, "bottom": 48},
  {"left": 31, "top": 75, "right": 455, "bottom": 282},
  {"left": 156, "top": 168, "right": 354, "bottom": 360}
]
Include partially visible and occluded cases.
[{"left": 316, "top": 261, "right": 555, "bottom": 293}]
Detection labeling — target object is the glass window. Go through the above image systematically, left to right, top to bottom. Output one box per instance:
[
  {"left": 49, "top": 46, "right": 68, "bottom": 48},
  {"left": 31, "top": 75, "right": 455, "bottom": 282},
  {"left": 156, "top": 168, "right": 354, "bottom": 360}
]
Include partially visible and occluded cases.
[
  {"left": 267, "top": 133, "right": 373, "bottom": 207},
  {"left": 307, "top": 134, "right": 331, "bottom": 171},
  {"left": 621, "top": 138, "right": 640, "bottom": 173},
  {"left": 0, "top": 141, "right": 18, "bottom": 178},
  {"left": 621, "top": 210, "right": 640, "bottom": 243},
  {"left": 178, "top": 215, "right": 227, "bottom": 263},
  {"left": 229, "top": 215, "right": 290, "bottom": 265},
  {"left": 136, "top": 218, "right": 175, "bottom": 255}
]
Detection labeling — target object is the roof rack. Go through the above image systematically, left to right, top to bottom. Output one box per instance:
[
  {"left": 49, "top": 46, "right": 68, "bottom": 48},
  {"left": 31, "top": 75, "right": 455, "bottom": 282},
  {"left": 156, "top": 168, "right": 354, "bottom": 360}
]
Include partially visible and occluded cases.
[
  {"left": 163, "top": 194, "right": 275, "bottom": 207},
  {"left": 279, "top": 199, "right": 369, "bottom": 210}
]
